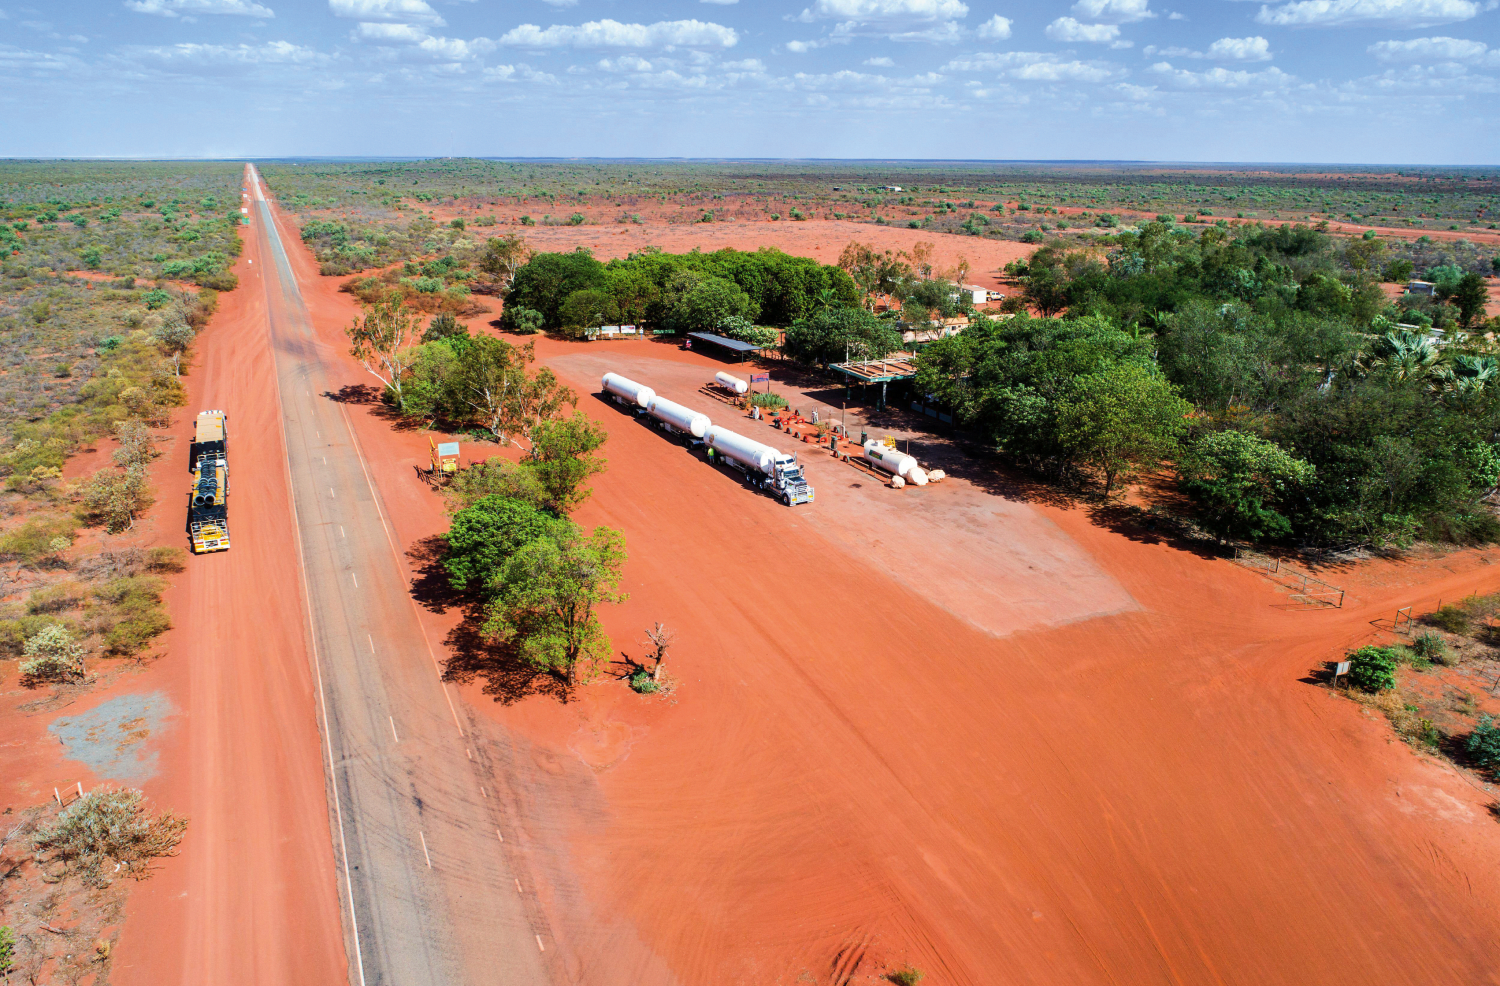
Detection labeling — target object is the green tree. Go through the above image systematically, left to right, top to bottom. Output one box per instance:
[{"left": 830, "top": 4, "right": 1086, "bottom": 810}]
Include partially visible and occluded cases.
[
  {"left": 477, "top": 234, "right": 531, "bottom": 294},
  {"left": 1452, "top": 272, "right": 1489, "bottom": 328},
  {"left": 670, "top": 276, "right": 753, "bottom": 334},
  {"left": 347, "top": 297, "right": 421, "bottom": 410},
  {"left": 499, "top": 305, "right": 544, "bottom": 334},
  {"left": 785, "top": 307, "right": 902, "bottom": 366},
  {"left": 422, "top": 312, "right": 467, "bottom": 344},
  {"left": 1057, "top": 362, "right": 1190, "bottom": 496},
  {"left": 528, "top": 412, "right": 608, "bottom": 513},
  {"left": 1179, "top": 430, "right": 1315, "bottom": 541},
  {"left": 443, "top": 456, "right": 548, "bottom": 513},
  {"left": 444, "top": 494, "right": 563, "bottom": 593},
  {"left": 483, "top": 525, "right": 628, "bottom": 685},
  {"left": 1467, "top": 715, "right": 1500, "bottom": 774}
]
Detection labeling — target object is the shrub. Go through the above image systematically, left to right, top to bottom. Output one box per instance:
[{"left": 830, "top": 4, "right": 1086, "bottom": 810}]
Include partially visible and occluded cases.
[
  {"left": 1020, "top": 230, "right": 1044, "bottom": 244},
  {"left": 423, "top": 311, "right": 467, "bottom": 343},
  {"left": 750, "top": 392, "right": 788, "bottom": 410},
  {"left": 111, "top": 419, "right": 158, "bottom": 469},
  {"left": 443, "top": 457, "right": 548, "bottom": 514},
  {"left": 79, "top": 466, "right": 152, "bottom": 533},
  {"left": 0, "top": 517, "right": 78, "bottom": 564},
  {"left": 145, "top": 546, "right": 186, "bottom": 572},
  {"left": 95, "top": 575, "right": 170, "bottom": 654},
  {"left": 1428, "top": 604, "right": 1473, "bottom": 634},
  {"left": 19, "top": 624, "right": 86, "bottom": 682},
  {"left": 1410, "top": 631, "right": 1451, "bottom": 665},
  {"left": 1347, "top": 645, "right": 1400, "bottom": 692},
  {"left": 628, "top": 668, "right": 659, "bottom": 694},
  {"left": 1467, "top": 715, "right": 1500, "bottom": 774},
  {"left": 31, "top": 787, "right": 187, "bottom": 886},
  {"left": 0, "top": 926, "right": 12, "bottom": 975},
  {"left": 888, "top": 967, "right": 924, "bottom": 986}
]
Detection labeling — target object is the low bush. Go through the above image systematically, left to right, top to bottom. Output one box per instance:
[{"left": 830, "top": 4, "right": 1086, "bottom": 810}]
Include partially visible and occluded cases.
[
  {"left": 750, "top": 392, "right": 788, "bottom": 410},
  {"left": 78, "top": 466, "right": 152, "bottom": 533},
  {"left": 0, "top": 517, "right": 78, "bottom": 564},
  {"left": 144, "top": 545, "right": 186, "bottom": 573},
  {"left": 94, "top": 575, "right": 170, "bottom": 654},
  {"left": 1428, "top": 604, "right": 1475, "bottom": 634},
  {"left": 18, "top": 624, "right": 86, "bottom": 683},
  {"left": 1410, "top": 631, "right": 1452, "bottom": 665},
  {"left": 1347, "top": 645, "right": 1401, "bottom": 692},
  {"left": 628, "top": 668, "right": 659, "bottom": 694},
  {"left": 1468, "top": 715, "right": 1500, "bottom": 775},
  {"left": 31, "top": 786, "right": 187, "bottom": 886},
  {"left": 888, "top": 968, "right": 924, "bottom": 986}
]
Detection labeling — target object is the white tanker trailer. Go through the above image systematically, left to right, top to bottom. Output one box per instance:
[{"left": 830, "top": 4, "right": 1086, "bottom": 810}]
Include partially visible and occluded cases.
[
  {"left": 713, "top": 371, "right": 749, "bottom": 395},
  {"left": 601, "top": 372, "right": 655, "bottom": 409},
  {"left": 647, "top": 395, "right": 711, "bottom": 438},
  {"left": 705, "top": 425, "right": 815, "bottom": 506},
  {"left": 862, "top": 441, "right": 928, "bottom": 486}
]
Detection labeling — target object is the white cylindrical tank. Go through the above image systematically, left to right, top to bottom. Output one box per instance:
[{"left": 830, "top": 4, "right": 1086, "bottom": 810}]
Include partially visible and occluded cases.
[
  {"left": 714, "top": 371, "right": 749, "bottom": 395},
  {"left": 601, "top": 372, "right": 655, "bottom": 409},
  {"left": 648, "top": 396, "right": 711, "bottom": 438},
  {"left": 704, "top": 426, "right": 776, "bottom": 475},
  {"left": 862, "top": 441, "right": 928, "bottom": 486},
  {"left": 891, "top": 475, "right": 905, "bottom": 489}
]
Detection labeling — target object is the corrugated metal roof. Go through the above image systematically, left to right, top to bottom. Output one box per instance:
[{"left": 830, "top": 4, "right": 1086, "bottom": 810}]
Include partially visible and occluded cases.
[{"left": 688, "top": 332, "right": 762, "bottom": 353}]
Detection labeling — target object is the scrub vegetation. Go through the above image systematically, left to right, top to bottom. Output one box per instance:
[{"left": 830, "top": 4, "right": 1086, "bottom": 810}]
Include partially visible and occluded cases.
[{"left": 0, "top": 161, "right": 241, "bottom": 688}]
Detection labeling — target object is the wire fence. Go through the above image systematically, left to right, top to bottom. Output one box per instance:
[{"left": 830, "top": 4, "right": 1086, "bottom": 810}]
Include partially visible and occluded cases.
[{"left": 1233, "top": 548, "right": 1346, "bottom": 608}]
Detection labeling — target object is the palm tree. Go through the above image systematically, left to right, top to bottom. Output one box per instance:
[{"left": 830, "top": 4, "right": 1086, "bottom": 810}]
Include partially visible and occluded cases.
[
  {"left": 814, "top": 287, "right": 837, "bottom": 312},
  {"left": 1366, "top": 329, "right": 1442, "bottom": 382}
]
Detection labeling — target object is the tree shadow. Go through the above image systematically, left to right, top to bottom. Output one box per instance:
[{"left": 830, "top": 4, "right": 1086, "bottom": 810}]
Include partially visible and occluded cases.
[
  {"left": 322, "top": 383, "right": 425, "bottom": 430},
  {"left": 324, "top": 383, "right": 380, "bottom": 405},
  {"left": 1086, "top": 500, "right": 1226, "bottom": 560},
  {"left": 407, "top": 535, "right": 462, "bottom": 615},
  {"left": 440, "top": 609, "right": 575, "bottom": 705}
]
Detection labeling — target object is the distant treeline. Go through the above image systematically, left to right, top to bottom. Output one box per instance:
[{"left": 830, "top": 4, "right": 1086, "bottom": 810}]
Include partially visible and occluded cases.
[{"left": 501, "top": 246, "right": 859, "bottom": 336}]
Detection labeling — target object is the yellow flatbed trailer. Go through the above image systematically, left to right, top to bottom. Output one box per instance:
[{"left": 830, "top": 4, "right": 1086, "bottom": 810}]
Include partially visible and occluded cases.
[{"left": 188, "top": 410, "right": 230, "bottom": 553}]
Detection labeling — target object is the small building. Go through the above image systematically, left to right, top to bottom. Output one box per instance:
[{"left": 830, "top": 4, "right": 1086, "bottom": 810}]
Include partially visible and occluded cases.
[
  {"left": 1406, "top": 280, "right": 1436, "bottom": 296},
  {"left": 960, "top": 284, "right": 992, "bottom": 305},
  {"left": 686, "top": 331, "right": 761, "bottom": 363}
]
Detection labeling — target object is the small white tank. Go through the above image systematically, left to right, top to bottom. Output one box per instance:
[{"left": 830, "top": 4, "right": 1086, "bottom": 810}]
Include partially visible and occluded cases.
[
  {"left": 714, "top": 371, "right": 749, "bottom": 395},
  {"left": 601, "top": 372, "right": 655, "bottom": 408},
  {"left": 648, "top": 396, "right": 711, "bottom": 438},
  {"left": 704, "top": 426, "right": 776, "bottom": 474},
  {"left": 862, "top": 441, "right": 928, "bottom": 486},
  {"left": 926, "top": 469, "right": 946, "bottom": 483},
  {"left": 891, "top": 475, "right": 906, "bottom": 489}
]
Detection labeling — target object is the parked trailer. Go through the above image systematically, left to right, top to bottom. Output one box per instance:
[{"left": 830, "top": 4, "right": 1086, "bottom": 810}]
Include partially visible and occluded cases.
[
  {"left": 713, "top": 371, "right": 749, "bottom": 395},
  {"left": 601, "top": 372, "right": 655, "bottom": 409},
  {"left": 647, "top": 396, "right": 711, "bottom": 438},
  {"left": 188, "top": 410, "right": 230, "bottom": 552},
  {"left": 706, "top": 425, "right": 815, "bottom": 506},
  {"left": 862, "top": 441, "right": 928, "bottom": 486}
]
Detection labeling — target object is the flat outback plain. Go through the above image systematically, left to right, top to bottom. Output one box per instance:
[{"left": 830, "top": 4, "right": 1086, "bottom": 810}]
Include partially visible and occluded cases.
[{"left": 3, "top": 158, "right": 1500, "bottom": 985}]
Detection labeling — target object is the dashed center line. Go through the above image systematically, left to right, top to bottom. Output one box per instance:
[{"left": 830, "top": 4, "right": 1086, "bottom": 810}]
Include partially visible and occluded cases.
[
  {"left": 351, "top": 572, "right": 358, "bottom": 588},
  {"left": 368, "top": 634, "right": 375, "bottom": 654},
  {"left": 389, "top": 716, "right": 399, "bottom": 743},
  {"left": 419, "top": 831, "right": 432, "bottom": 868},
  {"left": 535, "top": 935, "right": 545, "bottom": 953}
]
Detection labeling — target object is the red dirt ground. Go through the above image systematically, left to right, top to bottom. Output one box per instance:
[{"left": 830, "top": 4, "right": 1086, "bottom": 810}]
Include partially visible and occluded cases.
[
  {"left": 266, "top": 192, "right": 1500, "bottom": 984},
  {"left": 104, "top": 211, "right": 347, "bottom": 985}
]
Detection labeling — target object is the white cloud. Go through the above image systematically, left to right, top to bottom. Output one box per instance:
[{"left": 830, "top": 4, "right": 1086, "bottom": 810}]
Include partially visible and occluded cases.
[
  {"left": 126, "top": 0, "right": 274, "bottom": 16},
  {"left": 328, "top": 0, "right": 442, "bottom": 24},
  {"left": 540, "top": 0, "right": 577, "bottom": 6},
  {"left": 700, "top": 0, "right": 738, "bottom": 4},
  {"left": 796, "top": 0, "right": 969, "bottom": 21},
  {"left": 1070, "top": 0, "right": 1155, "bottom": 22},
  {"left": 1255, "top": 0, "right": 1490, "bottom": 27},
  {"left": 976, "top": 13, "right": 1012, "bottom": 38},
  {"left": 1046, "top": 16, "right": 1121, "bottom": 42},
  {"left": 498, "top": 19, "right": 739, "bottom": 48},
  {"left": 880, "top": 20, "right": 966, "bottom": 41},
  {"left": 352, "top": 21, "right": 496, "bottom": 59},
  {"left": 1368, "top": 35, "right": 1499, "bottom": 64},
  {"left": 1206, "top": 36, "right": 1272, "bottom": 60},
  {"left": 786, "top": 38, "right": 828, "bottom": 51},
  {"left": 127, "top": 40, "right": 327, "bottom": 68},
  {"left": 0, "top": 43, "right": 74, "bottom": 71},
  {"left": 945, "top": 49, "right": 1126, "bottom": 81},
  {"left": 598, "top": 54, "right": 654, "bottom": 71},
  {"left": 865, "top": 55, "right": 895, "bottom": 65},
  {"left": 1148, "top": 60, "right": 1295, "bottom": 88},
  {"left": 483, "top": 63, "right": 556, "bottom": 83}
]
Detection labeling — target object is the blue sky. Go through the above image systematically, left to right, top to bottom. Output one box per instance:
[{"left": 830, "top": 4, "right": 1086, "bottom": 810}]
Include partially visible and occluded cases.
[{"left": 1, "top": 0, "right": 1498, "bottom": 162}]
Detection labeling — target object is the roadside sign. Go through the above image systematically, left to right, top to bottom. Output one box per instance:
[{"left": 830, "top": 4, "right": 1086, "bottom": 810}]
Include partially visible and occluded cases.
[
  {"left": 750, "top": 373, "right": 770, "bottom": 384},
  {"left": 437, "top": 442, "right": 459, "bottom": 457},
  {"left": 1335, "top": 661, "right": 1351, "bottom": 675}
]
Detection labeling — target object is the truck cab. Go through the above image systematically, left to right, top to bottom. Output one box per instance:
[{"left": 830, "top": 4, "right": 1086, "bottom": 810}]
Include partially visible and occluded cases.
[{"left": 769, "top": 455, "right": 814, "bottom": 506}]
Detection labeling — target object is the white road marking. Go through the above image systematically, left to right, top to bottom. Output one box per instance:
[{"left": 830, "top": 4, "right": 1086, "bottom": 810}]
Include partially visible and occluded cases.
[
  {"left": 329, "top": 487, "right": 335, "bottom": 498},
  {"left": 340, "top": 526, "right": 345, "bottom": 538},
  {"left": 351, "top": 572, "right": 358, "bottom": 588},
  {"left": 368, "top": 634, "right": 374, "bottom": 653},
  {"left": 389, "top": 716, "right": 399, "bottom": 743},
  {"left": 465, "top": 748, "right": 472, "bottom": 760},
  {"left": 481, "top": 787, "right": 488, "bottom": 799},
  {"left": 495, "top": 827, "right": 502, "bottom": 842},
  {"left": 419, "top": 831, "right": 432, "bottom": 868},
  {"left": 515, "top": 879, "right": 522, "bottom": 893},
  {"left": 536, "top": 936, "right": 545, "bottom": 952}
]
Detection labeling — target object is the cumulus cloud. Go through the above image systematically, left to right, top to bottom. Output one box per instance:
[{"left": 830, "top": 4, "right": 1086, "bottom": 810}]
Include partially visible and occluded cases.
[
  {"left": 125, "top": 0, "right": 273, "bottom": 16},
  {"left": 328, "top": 0, "right": 442, "bottom": 24},
  {"left": 540, "top": 0, "right": 577, "bottom": 6},
  {"left": 700, "top": 0, "right": 738, "bottom": 4},
  {"left": 795, "top": 0, "right": 969, "bottom": 22},
  {"left": 1070, "top": 0, "right": 1155, "bottom": 22},
  {"left": 1255, "top": 0, "right": 1490, "bottom": 27},
  {"left": 976, "top": 13, "right": 1012, "bottom": 37},
  {"left": 1046, "top": 16, "right": 1122, "bottom": 42},
  {"left": 498, "top": 19, "right": 739, "bottom": 48},
  {"left": 352, "top": 21, "right": 496, "bottom": 59},
  {"left": 1368, "top": 35, "right": 1499, "bottom": 64},
  {"left": 1206, "top": 36, "right": 1272, "bottom": 60},
  {"left": 129, "top": 39, "right": 327, "bottom": 65},
  {"left": 0, "top": 43, "right": 75, "bottom": 71},
  {"left": 945, "top": 49, "right": 1126, "bottom": 81},
  {"left": 865, "top": 55, "right": 896, "bottom": 65},
  {"left": 1148, "top": 60, "right": 1295, "bottom": 88},
  {"left": 483, "top": 63, "right": 555, "bottom": 83}
]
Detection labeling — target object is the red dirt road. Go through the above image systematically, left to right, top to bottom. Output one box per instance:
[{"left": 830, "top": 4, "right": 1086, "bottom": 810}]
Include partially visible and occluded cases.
[
  {"left": 109, "top": 189, "right": 347, "bottom": 985},
  {"left": 252, "top": 194, "right": 1500, "bottom": 984}
]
